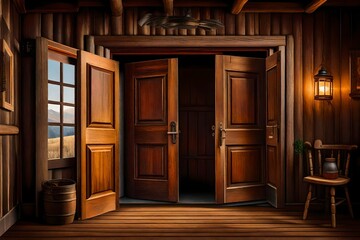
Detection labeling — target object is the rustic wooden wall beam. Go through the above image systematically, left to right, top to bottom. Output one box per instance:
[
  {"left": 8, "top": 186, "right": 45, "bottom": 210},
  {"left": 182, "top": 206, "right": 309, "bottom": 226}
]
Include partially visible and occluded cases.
[
  {"left": 110, "top": 0, "right": 123, "bottom": 16},
  {"left": 123, "top": 0, "right": 228, "bottom": 8},
  {"left": 163, "top": 0, "right": 174, "bottom": 16},
  {"left": 231, "top": 0, "right": 248, "bottom": 15},
  {"left": 305, "top": 0, "right": 327, "bottom": 14},
  {"left": 243, "top": 2, "right": 304, "bottom": 12},
  {"left": 94, "top": 36, "right": 286, "bottom": 48},
  {"left": 0, "top": 125, "right": 19, "bottom": 135}
]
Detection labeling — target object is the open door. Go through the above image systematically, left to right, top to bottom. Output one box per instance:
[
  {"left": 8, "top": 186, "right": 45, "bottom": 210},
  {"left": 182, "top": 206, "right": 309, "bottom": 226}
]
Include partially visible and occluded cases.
[
  {"left": 78, "top": 51, "right": 120, "bottom": 219},
  {"left": 265, "top": 51, "right": 284, "bottom": 208},
  {"left": 215, "top": 55, "right": 266, "bottom": 204},
  {"left": 125, "top": 59, "right": 179, "bottom": 202}
]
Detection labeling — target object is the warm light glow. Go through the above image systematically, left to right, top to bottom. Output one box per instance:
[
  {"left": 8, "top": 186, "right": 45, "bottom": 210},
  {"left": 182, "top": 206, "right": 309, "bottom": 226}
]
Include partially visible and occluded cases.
[
  {"left": 314, "top": 67, "right": 333, "bottom": 100},
  {"left": 318, "top": 80, "right": 331, "bottom": 96}
]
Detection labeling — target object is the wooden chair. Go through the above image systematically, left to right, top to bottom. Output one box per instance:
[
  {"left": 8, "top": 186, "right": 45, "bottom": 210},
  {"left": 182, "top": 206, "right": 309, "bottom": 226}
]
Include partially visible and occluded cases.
[{"left": 303, "top": 139, "right": 358, "bottom": 228}]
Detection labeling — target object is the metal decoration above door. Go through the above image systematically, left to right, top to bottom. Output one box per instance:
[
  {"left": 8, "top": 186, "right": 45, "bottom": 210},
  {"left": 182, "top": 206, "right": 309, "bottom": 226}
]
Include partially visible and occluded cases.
[{"left": 138, "top": 10, "right": 224, "bottom": 31}]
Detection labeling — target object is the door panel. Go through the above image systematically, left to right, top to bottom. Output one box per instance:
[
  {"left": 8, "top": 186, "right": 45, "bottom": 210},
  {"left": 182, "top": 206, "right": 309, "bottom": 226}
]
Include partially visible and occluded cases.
[
  {"left": 79, "top": 51, "right": 119, "bottom": 219},
  {"left": 265, "top": 51, "right": 284, "bottom": 207},
  {"left": 215, "top": 55, "right": 265, "bottom": 204},
  {"left": 125, "top": 59, "right": 178, "bottom": 202}
]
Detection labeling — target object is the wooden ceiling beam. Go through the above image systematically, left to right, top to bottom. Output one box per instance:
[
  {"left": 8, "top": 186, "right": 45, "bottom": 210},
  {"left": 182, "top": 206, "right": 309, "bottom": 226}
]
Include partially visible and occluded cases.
[
  {"left": 13, "top": 0, "right": 27, "bottom": 13},
  {"left": 110, "top": 0, "right": 123, "bottom": 16},
  {"left": 123, "top": 0, "right": 228, "bottom": 8},
  {"left": 163, "top": 0, "right": 174, "bottom": 16},
  {"left": 231, "top": 0, "right": 248, "bottom": 14},
  {"left": 305, "top": 0, "right": 327, "bottom": 13},
  {"left": 123, "top": 1, "right": 304, "bottom": 13},
  {"left": 242, "top": 2, "right": 304, "bottom": 12}
]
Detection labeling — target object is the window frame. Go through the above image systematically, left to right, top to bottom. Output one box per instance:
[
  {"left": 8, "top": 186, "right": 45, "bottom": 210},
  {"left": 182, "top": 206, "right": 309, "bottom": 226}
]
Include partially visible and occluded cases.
[
  {"left": 35, "top": 37, "right": 78, "bottom": 182},
  {"left": 47, "top": 50, "right": 76, "bottom": 168}
]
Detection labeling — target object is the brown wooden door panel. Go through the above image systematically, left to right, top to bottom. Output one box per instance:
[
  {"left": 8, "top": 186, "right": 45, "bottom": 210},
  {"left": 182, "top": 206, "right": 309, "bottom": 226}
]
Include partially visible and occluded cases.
[
  {"left": 79, "top": 50, "right": 119, "bottom": 219},
  {"left": 265, "top": 51, "right": 284, "bottom": 208},
  {"left": 215, "top": 55, "right": 266, "bottom": 204},
  {"left": 125, "top": 59, "right": 178, "bottom": 202},
  {"left": 86, "top": 145, "right": 114, "bottom": 198}
]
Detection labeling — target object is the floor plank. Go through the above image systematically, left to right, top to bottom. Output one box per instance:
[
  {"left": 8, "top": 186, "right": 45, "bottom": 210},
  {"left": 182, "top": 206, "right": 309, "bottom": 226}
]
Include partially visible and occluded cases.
[{"left": 2, "top": 204, "right": 360, "bottom": 239}]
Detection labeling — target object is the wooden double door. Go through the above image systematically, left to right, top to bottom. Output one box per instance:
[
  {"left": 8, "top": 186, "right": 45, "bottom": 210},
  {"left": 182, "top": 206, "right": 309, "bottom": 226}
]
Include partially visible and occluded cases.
[{"left": 125, "top": 53, "right": 283, "bottom": 206}]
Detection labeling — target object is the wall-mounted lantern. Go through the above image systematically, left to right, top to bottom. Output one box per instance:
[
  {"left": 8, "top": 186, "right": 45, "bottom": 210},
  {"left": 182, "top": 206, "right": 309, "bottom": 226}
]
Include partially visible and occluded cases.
[{"left": 314, "top": 66, "right": 333, "bottom": 100}]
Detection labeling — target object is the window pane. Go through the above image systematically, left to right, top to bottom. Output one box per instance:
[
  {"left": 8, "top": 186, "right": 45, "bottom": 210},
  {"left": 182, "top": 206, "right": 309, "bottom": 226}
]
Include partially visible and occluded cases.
[
  {"left": 48, "top": 60, "right": 60, "bottom": 82},
  {"left": 63, "top": 63, "right": 75, "bottom": 85},
  {"left": 48, "top": 83, "right": 60, "bottom": 102},
  {"left": 63, "top": 87, "right": 75, "bottom": 104},
  {"left": 48, "top": 104, "right": 60, "bottom": 123},
  {"left": 63, "top": 106, "right": 75, "bottom": 124},
  {"left": 48, "top": 126, "right": 60, "bottom": 159},
  {"left": 63, "top": 126, "right": 75, "bottom": 158}
]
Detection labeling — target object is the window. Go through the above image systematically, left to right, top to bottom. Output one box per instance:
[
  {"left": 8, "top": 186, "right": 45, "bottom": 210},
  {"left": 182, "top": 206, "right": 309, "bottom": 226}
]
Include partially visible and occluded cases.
[{"left": 47, "top": 52, "right": 76, "bottom": 161}]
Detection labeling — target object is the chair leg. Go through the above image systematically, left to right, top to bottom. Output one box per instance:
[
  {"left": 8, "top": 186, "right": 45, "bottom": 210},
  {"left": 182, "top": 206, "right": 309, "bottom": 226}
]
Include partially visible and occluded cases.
[
  {"left": 303, "top": 184, "right": 312, "bottom": 220},
  {"left": 324, "top": 186, "right": 330, "bottom": 214},
  {"left": 344, "top": 186, "right": 354, "bottom": 219},
  {"left": 330, "top": 187, "right": 336, "bottom": 228}
]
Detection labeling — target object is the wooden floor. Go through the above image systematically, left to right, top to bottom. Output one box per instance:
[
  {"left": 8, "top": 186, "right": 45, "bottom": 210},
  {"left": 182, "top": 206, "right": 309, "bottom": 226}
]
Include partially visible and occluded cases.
[{"left": 2, "top": 204, "right": 360, "bottom": 239}]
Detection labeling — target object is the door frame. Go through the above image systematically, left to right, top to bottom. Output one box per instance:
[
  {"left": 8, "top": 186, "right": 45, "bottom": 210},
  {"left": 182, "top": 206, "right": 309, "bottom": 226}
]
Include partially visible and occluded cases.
[{"left": 94, "top": 35, "right": 294, "bottom": 207}]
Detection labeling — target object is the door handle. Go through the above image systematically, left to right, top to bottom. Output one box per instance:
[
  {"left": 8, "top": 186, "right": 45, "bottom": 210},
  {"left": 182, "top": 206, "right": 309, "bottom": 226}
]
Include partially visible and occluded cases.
[
  {"left": 167, "top": 121, "right": 178, "bottom": 144},
  {"left": 219, "top": 122, "right": 226, "bottom": 147},
  {"left": 267, "top": 124, "right": 279, "bottom": 141}
]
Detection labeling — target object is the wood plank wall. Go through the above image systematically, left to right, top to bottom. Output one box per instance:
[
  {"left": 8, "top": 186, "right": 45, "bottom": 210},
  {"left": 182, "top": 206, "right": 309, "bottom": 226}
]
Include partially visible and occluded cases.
[
  {"left": 0, "top": 0, "right": 21, "bottom": 236},
  {"left": 20, "top": 6, "right": 360, "bottom": 209}
]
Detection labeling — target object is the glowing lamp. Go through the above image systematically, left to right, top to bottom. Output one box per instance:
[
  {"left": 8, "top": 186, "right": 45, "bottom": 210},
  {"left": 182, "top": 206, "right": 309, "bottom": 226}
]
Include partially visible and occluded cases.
[{"left": 314, "top": 66, "right": 333, "bottom": 100}]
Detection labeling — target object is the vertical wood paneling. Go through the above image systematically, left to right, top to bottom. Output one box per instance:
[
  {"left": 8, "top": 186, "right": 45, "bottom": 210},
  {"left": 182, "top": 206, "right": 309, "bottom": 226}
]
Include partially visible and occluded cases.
[
  {"left": 125, "top": 8, "right": 135, "bottom": 35},
  {"left": 178, "top": 8, "right": 187, "bottom": 36},
  {"left": 193, "top": 8, "right": 201, "bottom": 36},
  {"left": 204, "top": 8, "right": 215, "bottom": 36},
  {"left": 76, "top": 9, "right": 90, "bottom": 49},
  {"left": 138, "top": 9, "right": 150, "bottom": 35},
  {"left": 214, "top": 9, "right": 225, "bottom": 36},
  {"left": 328, "top": 10, "right": 340, "bottom": 143},
  {"left": 340, "top": 10, "right": 351, "bottom": 143},
  {"left": 94, "top": 11, "right": 105, "bottom": 36},
  {"left": 104, "top": 12, "right": 110, "bottom": 35},
  {"left": 313, "top": 12, "right": 324, "bottom": 140},
  {"left": 21, "top": 13, "right": 41, "bottom": 211},
  {"left": 53, "top": 13, "right": 63, "bottom": 43},
  {"left": 225, "top": 13, "right": 235, "bottom": 35},
  {"left": 236, "top": 13, "right": 246, "bottom": 36},
  {"left": 245, "top": 13, "right": 254, "bottom": 35},
  {"left": 254, "top": 13, "right": 259, "bottom": 35},
  {"left": 259, "top": 13, "right": 271, "bottom": 36},
  {"left": 271, "top": 13, "right": 280, "bottom": 35},
  {"left": 281, "top": 13, "right": 292, "bottom": 35},
  {"left": 292, "top": 13, "right": 305, "bottom": 202},
  {"left": 351, "top": 13, "right": 360, "bottom": 144},
  {"left": 41, "top": 14, "right": 53, "bottom": 40},
  {"left": 64, "top": 14, "right": 73, "bottom": 46},
  {"left": 302, "top": 14, "right": 314, "bottom": 144},
  {"left": 112, "top": 16, "right": 124, "bottom": 35},
  {"left": 85, "top": 35, "right": 95, "bottom": 53},
  {"left": 285, "top": 35, "right": 294, "bottom": 203},
  {"left": 95, "top": 45, "right": 104, "bottom": 57},
  {"left": 3, "top": 134, "right": 10, "bottom": 214},
  {"left": 0, "top": 137, "right": 2, "bottom": 217}
]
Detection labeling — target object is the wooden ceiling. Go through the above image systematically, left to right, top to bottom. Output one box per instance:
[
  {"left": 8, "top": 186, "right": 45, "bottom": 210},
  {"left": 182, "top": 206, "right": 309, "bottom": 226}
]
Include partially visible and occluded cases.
[{"left": 15, "top": 0, "right": 360, "bottom": 14}]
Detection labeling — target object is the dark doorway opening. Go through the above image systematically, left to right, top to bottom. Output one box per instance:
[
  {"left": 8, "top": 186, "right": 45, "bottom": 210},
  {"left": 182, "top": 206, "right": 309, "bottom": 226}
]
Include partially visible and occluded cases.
[{"left": 178, "top": 55, "right": 216, "bottom": 203}]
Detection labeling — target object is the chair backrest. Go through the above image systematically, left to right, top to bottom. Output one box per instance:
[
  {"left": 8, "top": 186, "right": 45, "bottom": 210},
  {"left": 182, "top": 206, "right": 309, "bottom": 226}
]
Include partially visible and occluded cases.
[{"left": 304, "top": 139, "right": 357, "bottom": 177}]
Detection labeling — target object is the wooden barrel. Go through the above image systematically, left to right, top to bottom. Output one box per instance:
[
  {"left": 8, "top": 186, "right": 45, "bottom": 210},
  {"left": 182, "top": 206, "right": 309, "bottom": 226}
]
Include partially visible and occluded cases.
[{"left": 42, "top": 179, "right": 76, "bottom": 225}]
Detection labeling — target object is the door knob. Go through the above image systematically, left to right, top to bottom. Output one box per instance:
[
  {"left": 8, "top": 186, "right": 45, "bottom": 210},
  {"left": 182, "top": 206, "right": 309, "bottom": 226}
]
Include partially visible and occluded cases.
[{"left": 167, "top": 121, "right": 178, "bottom": 144}]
